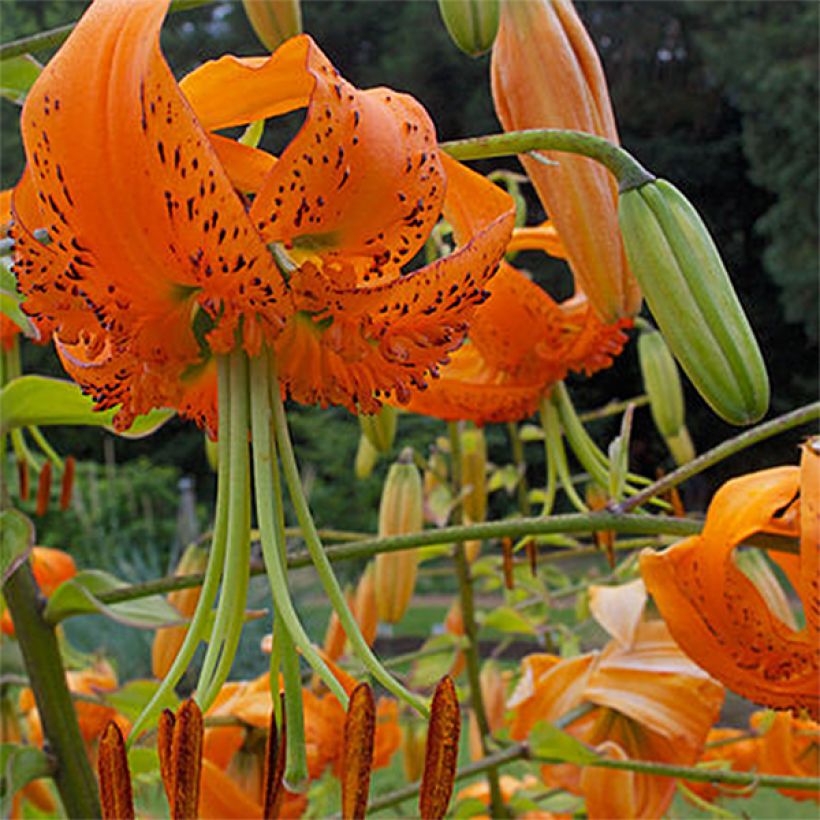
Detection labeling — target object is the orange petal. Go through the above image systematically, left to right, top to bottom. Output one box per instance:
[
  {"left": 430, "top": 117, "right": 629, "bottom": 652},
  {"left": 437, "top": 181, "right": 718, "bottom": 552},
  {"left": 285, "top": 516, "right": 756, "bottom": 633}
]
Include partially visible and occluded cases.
[
  {"left": 491, "top": 0, "right": 639, "bottom": 321},
  {"left": 507, "top": 222, "right": 567, "bottom": 259},
  {"left": 640, "top": 463, "right": 819, "bottom": 719},
  {"left": 29, "top": 546, "right": 76, "bottom": 596},
  {"left": 588, "top": 579, "right": 647, "bottom": 649},
  {"left": 752, "top": 710, "right": 819, "bottom": 802},
  {"left": 199, "top": 758, "right": 264, "bottom": 819}
]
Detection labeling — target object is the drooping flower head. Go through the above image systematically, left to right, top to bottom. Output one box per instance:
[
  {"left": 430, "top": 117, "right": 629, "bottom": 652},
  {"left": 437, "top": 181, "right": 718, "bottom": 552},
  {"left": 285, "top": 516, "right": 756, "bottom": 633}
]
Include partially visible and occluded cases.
[
  {"left": 12, "top": 0, "right": 514, "bottom": 431},
  {"left": 402, "top": 223, "right": 630, "bottom": 424},
  {"left": 640, "top": 440, "right": 819, "bottom": 720}
]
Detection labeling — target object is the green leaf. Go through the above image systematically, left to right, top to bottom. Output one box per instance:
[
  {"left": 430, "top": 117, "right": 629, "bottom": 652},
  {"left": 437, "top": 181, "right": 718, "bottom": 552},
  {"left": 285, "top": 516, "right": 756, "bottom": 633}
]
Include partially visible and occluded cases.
[
  {"left": 0, "top": 55, "right": 42, "bottom": 105},
  {"left": 0, "top": 293, "right": 36, "bottom": 338},
  {"left": 0, "top": 376, "right": 173, "bottom": 438},
  {"left": 519, "top": 423, "right": 544, "bottom": 442},
  {"left": 487, "top": 464, "right": 521, "bottom": 495},
  {"left": 0, "top": 510, "right": 34, "bottom": 586},
  {"left": 43, "top": 570, "right": 184, "bottom": 628},
  {"left": 480, "top": 606, "right": 537, "bottom": 636},
  {"left": 409, "top": 633, "right": 462, "bottom": 688},
  {"left": 105, "top": 680, "right": 179, "bottom": 724},
  {"left": 528, "top": 720, "right": 598, "bottom": 765},
  {"left": 0, "top": 744, "right": 51, "bottom": 818},
  {"left": 453, "top": 797, "right": 487, "bottom": 818}
]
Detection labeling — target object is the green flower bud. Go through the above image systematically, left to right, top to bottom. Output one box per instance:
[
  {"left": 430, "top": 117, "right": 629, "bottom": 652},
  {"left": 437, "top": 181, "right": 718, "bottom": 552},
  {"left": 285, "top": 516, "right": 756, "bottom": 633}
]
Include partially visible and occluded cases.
[
  {"left": 241, "top": 0, "right": 302, "bottom": 52},
  {"left": 438, "top": 0, "right": 500, "bottom": 57},
  {"left": 620, "top": 179, "right": 769, "bottom": 425},
  {"left": 638, "top": 327, "right": 685, "bottom": 439},
  {"left": 359, "top": 405, "right": 398, "bottom": 455}
]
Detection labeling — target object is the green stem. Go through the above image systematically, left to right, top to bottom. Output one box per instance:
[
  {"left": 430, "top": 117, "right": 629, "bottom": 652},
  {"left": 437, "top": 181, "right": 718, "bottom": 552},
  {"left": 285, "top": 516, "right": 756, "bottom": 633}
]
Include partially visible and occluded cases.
[
  {"left": 0, "top": 0, "right": 216, "bottom": 60},
  {"left": 440, "top": 129, "right": 655, "bottom": 192},
  {"left": 197, "top": 350, "right": 251, "bottom": 710},
  {"left": 248, "top": 352, "right": 326, "bottom": 785},
  {"left": 128, "top": 355, "right": 233, "bottom": 744},
  {"left": 269, "top": 357, "right": 427, "bottom": 716},
  {"left": 579, "top": 395, "right": 650, "bottom": 423},
  {"left": 541, "top": 399, "right": 588, "bottom": 513},
  {"left": 614, "top": 401, "right": 820, "bottom": 513},
  {"left": 448, "top": 422, "right": 507, "bottom": 819},
  {"left": 506, "top": 422, "right": 530, "bottom": 516},
  {"left": 27, "top": 426, "right": 63, "bottom": 471},
  {"left": 91, "top": 512, "right": 799, "bottom": 610},
  {"left": 3, "top": 562, "right": 101, "bottom": 818},
  {"left": 367, "top": 742, "right": 530, "bottom": 814}
]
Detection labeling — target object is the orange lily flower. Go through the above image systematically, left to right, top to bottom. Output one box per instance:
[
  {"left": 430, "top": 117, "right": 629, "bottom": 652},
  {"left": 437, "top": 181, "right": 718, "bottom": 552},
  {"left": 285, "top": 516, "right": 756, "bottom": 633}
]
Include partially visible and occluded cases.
[
  {"left": 12, "top": 0, "right": 513, "bottom": 431},
  {"left": 491, "top": 0, "right": 640, "bottom": 322},
  {"left": 403, "top": 224, "right": 630, "bottom": 424},
  {"left": 640, "top": 440, "right": 819, "bottom": 720},
  {"left": 1, "top": 546, "right": 76, "bottom": 636},
  {"left": 508, "top": 580, "right": 724, "bottom": 819},
  {"left": 19, "top": 659, "right": 129, "bottom": 755},
  {"left": 198, "top": 665, "right": 400, "bottom": 817},
  {"left": 682, "top": 727, "right": 761, "bottom": 804}
]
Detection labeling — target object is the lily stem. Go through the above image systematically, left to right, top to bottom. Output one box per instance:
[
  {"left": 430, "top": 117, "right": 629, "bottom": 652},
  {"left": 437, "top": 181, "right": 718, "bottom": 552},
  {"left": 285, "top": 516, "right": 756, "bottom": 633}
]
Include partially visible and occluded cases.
[
  {"left": 613, "top": 401, "right": 820, "bottom": 513},
  {"left": 448, "top": 421, "right": 507, "bottom": 819},
  {"left": 3, "top": 561, "right": 101, "bottom": 818}
]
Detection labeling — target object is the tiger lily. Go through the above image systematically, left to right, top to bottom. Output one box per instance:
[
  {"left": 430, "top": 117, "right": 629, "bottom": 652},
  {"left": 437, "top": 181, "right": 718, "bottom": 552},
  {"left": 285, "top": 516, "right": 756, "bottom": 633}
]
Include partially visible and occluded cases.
[
  {"left": 491, "top": 0, "right": 640, "bottom": 321},
  {"left": 402, "top": 223, "right": 630, "bottom": 424},
  {"left": 640, "top": 440, "right": 819, "bottom": 720},
  {"left": 508, "top": 579, "right": 724, "bottom": 819}
]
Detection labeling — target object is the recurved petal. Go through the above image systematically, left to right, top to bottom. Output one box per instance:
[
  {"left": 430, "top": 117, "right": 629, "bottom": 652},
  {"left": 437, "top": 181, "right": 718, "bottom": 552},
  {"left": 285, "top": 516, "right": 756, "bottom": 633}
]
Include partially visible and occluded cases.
[
  {"left": 640, "top": 464, "right": 819, "bottom": 719},
  {"left": 588, "top": 580, "right": 647, "bottom": 649}
]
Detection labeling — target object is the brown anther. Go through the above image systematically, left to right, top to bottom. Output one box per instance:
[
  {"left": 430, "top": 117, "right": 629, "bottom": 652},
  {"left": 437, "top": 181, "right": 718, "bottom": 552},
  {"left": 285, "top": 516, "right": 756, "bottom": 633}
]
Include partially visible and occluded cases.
[
  {"left": 59, "top": 455, "right": 76, "bottom": 510},
  {"left": 17, "top": 459, "right": 29, "bottom": 502},
  {"left": 35, "top": 461, "right": 52, "bottom": 516},
  {"left": 501, "top": 537, "right": 514, "bottom": 590},
  {"left": 525, "top": 538, "right": 538, "bottom": 577},
  {"left": 419, "top": 676, "right": 460, "bottom": 820},
  {"left": 341, "top": 682, "right": 376, "bottom": 820},
  {"left": 263, "top": 696, "right": 286, "bottom": 820},
  {"left": 170, "top": 699, "right": 202, "bottom": 820},
  {"left": 157, "top": 708, "right": 176, "bottom": 807},
  {"left": 98, "top": 721, "right": 135, "bottom": 820}
]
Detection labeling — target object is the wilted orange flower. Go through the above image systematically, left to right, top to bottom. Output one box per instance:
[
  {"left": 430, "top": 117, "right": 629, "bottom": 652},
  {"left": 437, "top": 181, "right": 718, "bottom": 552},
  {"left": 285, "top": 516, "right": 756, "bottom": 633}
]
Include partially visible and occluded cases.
[
  {"left": 12, "top": 0, "right": 513, "bottom": 431},
  {"left": 491, "top": 0, "right": 640, "bottom": 321},
  {"left": 403, "top": 224, "right": 630, "bottom": 424},
  {"left": 640, "top": 441, "right": 819, "bottom": 720},
  {"left": 1, "top": 546, "right": 76, "bottom": 636},
  {"left": 508, "top": 580, "right": 724, "bottom": 819},
  {"left": 19, "top": 659, "right": 129, "bottom": 754},
  {"left": 752, "top": 710, "right": 819, "bottom": 802}
]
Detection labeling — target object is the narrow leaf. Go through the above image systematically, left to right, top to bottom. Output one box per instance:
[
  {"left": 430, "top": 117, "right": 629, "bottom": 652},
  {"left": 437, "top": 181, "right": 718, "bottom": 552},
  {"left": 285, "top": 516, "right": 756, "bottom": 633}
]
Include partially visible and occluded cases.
[
  {"left": 0, "top": 54, "right": 42, "bottom": 104},
  {"left": 0, "top": 510, "right": 34, "bottom": 586},
  {"left": 529, "top": 720, "right": 598, "bottom": 765}
]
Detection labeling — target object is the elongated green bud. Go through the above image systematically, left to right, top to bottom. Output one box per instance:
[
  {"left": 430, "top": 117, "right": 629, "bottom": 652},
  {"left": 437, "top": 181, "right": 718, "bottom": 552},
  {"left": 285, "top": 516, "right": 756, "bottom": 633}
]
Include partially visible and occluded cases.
[
  {"left": 241, "top": 0, "right": 302, "bottom": 52},
  {"left": 438, "top": 0, "right": 500, "bottom": 57},
  {"left": 619, "top": 180, "right": 769, "bottom": 424},
  {"left": 638, "top": 327, "right": 683, "bottom": 439},
  {"left": 359, "top": 405, "right": 397, "bottom": 455},
  {"left": 460, "top": 426, "right": 487, "bottom": 525},
  {"left": 374, "top": 449, "right": 423, "bottom": 623}
]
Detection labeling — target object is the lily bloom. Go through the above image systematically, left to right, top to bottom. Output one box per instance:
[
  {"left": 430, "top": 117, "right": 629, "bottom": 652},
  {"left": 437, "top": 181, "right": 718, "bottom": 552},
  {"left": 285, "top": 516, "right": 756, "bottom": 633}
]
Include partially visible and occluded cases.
[
  {"left": 12, "top": 0, "right": 514, "bottom": 431},
  {"left": 491, "top": 0, "right": 640, "bottom": 321},
  {"left": 403, "top": 223, "right": 630, "bottom": 424},
  {"left": 640, "top": 440, "right": 819, "bottom": 720},
  {"left": 1, "top": 546, "right": 76, "bottom": 636},
  {"left": 508, "top": 580, "right": 724, "bottom": 819}
]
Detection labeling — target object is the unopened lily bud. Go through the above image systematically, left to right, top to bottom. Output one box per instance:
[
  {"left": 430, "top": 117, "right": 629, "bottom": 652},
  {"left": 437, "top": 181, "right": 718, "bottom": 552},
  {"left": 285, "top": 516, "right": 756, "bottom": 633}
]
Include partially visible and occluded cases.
[
  {"left": 241, "top": 0, "right": 302, "bottom": 52},
  {"left": 438, "top": 0, "right": 500, "bottom": 57},
  {"left": 620, "top": 179, "right": 769, "bottom": 424},
  {"left": 359, "top": 405, "right": 397, "bottom": 455},
  {"left": 461, "top": 427, "right": 487, "bottom": 563},
  {"left": 354, "top": 433, "right": 379, "bottom": 480},
  {"left": 204, "top": 436, "right": 218, "bottom": 472},
  {"left": 374, "top": 450, "right": 423, "bottom": 624},
  {"left": 586, "top": 483, "right": 615, "bottom": 566},
  {"left": 152, "top": 544, "right": 208, "bottom": 679},
  {"left": 353, "top": 563, "right": 378, "bottom": 648},
  {"left": 323, "top": 586, "right": 355, "bottom": 663},
  {"left": 444, "top": 598, "right": 465, "bottom": 678},
  {"left": 402, "top": 722, "right": 427, "bottom": 783}
]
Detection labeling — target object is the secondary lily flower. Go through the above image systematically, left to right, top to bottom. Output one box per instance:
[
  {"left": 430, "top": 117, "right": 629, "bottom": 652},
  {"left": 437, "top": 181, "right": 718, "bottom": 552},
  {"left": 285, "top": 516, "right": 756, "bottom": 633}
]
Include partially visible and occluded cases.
[
  {"left": 12, "top": 0, "right": 514, "bottom": 430},
  {"left": 491, "top": 0, "right": 640, "bottom": 321},
  {"left": 403, "top": 223, "right": 630, "bottom": 423},
  {"left": 640, "top": 440, "right": 819, "bottom": 720},
  {"left": 1, "top": 546, "right": 76, "bottom": 636},
  {"left": 508, "top": 580, "right": 724, "bottom": 819}
]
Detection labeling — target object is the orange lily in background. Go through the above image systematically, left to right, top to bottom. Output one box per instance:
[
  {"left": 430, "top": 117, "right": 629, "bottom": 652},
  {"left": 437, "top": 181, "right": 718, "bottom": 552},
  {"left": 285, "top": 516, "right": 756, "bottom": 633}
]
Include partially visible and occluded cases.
[
  {"left": 13, "top": 0, "right": 513, "bottom": 432},
  {"left": 491, "top": 0, "right": 640, "bottom": 322},
  {"left": 403, "top": 223, "right": 630, "bottom": 424},
  {"left": 640, "top": 440, "right": 819, "bottom": 720},
  {"left": 1, "top": 546, "right": 76, "bottom": 636},
  {"left": 508, "top": 580, "right": 724, "bottom": 819},
  {"left": 19, "top": 659, "right": 129, "bottom": 755},
  {"left": 199, "top": 665, "right": 400, "bottom": 818}
]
